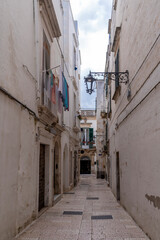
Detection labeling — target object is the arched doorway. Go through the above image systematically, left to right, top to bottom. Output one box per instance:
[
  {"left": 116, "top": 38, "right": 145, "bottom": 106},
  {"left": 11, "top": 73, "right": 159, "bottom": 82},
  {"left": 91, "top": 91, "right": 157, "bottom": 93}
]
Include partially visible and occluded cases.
[
  {"left": 54, "top": 142, "right": 60, "bottom": 195},
  {"left": 63, "top": 144, "right": 69, "bottom": 191},
  {"left": 69, "top": 151, "right": 73, "bottom": 185},
  {"left": 74, "top": 151, "right": 78, "bottom": 186},
  {"left": 80, "top": 156, "right": 91, "bottom": 174}
]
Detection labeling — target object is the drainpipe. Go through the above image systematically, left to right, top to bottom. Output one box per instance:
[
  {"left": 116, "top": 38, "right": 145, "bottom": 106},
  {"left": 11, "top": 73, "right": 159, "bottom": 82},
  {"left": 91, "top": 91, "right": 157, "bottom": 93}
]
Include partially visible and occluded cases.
[{"left": 34, "top": 0, "right": 40, "bottom": 101}]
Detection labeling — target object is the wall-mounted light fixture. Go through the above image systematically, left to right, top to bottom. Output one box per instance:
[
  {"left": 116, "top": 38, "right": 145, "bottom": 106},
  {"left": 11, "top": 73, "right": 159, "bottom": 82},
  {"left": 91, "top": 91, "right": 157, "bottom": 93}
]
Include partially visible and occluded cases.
[{"left": 84, "top": 70, "right": 129, "bottom": 94}]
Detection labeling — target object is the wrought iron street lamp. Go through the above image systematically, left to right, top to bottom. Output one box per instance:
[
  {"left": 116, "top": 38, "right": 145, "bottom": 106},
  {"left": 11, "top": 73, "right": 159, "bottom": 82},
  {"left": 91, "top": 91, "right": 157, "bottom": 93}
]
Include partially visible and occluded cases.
[
  {"left": 84, "top": 70, "right": 129, "bottom": 94},
  {"left": 84, "top": 71, "right": 96, "bottom": 94}
]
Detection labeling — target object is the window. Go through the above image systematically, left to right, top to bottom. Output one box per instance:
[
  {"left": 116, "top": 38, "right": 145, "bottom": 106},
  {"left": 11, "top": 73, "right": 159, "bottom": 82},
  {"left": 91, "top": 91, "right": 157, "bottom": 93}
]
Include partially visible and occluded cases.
[
  {"left": 114, "top": 0, "right": 118, "bottom": 10},
  {"left": 42, "top": 32, "right": 50, "bottom": 108},
  {"left": 73, "top": 47, "right": 76, "bottom": 70},
  {"left": 112, "top": 49, "right": 121, "bottom": 101},
  {"left": 115, "top": 49, "right": 119, "bottom": 89},
  {"left": 106, "top": 75, "right": 108, "bottom": 97},
  {"left": 107, "top": 86, "right": 112, "bottom": 118},
  {"left": 74, "top": 93, "right": 76, "bottom": 126},
  {"left": 81, "top": 128, "right": 93, "bottom": 148},
  {"left": 81, "top": 128, "right": 84, "bottom": 146},
  {"left": 89, "top": 128, "right": 93, "bottom": 149}
]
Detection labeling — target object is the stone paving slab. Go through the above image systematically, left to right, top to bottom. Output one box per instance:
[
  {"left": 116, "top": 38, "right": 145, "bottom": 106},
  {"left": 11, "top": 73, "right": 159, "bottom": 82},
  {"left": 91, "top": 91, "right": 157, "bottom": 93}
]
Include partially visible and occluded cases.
[{"left": 15, "top": 174, "right": 149, "bottom": 240}]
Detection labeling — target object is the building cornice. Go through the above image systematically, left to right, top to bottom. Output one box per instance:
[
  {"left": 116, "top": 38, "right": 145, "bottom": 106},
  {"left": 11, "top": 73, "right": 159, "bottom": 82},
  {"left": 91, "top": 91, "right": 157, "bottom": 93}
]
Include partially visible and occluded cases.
[{"left": 39, "top": 0, "right": 61, "bottom": 39}]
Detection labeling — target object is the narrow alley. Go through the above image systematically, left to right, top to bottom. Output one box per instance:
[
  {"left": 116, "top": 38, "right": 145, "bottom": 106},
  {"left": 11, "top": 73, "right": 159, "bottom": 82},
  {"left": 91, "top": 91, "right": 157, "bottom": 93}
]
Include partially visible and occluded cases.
[
  {"left": 0, "top": 0, "right": 160, "bottom": 239},
  {"left": 15, "top": 175, "right": 149, "bottom": 240}
]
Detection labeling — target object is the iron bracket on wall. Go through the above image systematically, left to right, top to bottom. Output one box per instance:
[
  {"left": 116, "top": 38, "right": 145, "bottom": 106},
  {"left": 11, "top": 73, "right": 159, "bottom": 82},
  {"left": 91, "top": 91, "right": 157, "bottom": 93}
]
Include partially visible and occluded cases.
[{"left": 84, "top": 70, "right": 129, "bottom": 94}]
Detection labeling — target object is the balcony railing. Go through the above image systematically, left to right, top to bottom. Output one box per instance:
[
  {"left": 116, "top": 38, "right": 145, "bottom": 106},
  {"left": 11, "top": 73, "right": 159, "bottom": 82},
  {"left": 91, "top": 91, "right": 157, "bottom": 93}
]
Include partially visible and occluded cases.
[{"left": 80, "top": 109, "right": 96, "bottom": 117}]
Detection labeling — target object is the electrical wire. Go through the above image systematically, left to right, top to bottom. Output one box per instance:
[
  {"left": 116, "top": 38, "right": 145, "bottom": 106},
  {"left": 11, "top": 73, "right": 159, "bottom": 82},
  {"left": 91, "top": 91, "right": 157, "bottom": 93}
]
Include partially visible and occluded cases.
[
  {"left": 23, "top": 64, "right": 37, "bottom": 83},
  {"left": 0, "top": 86, "right": 62, "bottom": 134},
  {"left": 0, "top": 86, "right": 38, "bottom": 119}
]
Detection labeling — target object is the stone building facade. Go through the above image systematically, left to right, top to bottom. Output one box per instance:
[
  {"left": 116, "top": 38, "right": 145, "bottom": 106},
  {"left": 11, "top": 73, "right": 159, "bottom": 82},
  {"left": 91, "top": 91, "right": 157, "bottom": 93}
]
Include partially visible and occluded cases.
[
  {"left": 0, "top": 0, "right": 81, "bottom": 239},
  {"left": 105, "top": 0, "right": 160, "bottom": 239},
  {"left": 96, "top": 80, "right": 108, "bottom": 179},
  {"left": 80, "top": 109, "right": 97, "bottom": 174}
]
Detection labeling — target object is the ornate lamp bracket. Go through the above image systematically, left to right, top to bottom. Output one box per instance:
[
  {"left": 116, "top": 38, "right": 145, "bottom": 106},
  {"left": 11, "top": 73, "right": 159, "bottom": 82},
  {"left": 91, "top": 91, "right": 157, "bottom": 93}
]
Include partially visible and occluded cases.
[
  {"left": 84, "top": 70, "right": 129, "bottom": 94},
  {"left": 107, "top": 70, "right": 129, "bottom": 84}
]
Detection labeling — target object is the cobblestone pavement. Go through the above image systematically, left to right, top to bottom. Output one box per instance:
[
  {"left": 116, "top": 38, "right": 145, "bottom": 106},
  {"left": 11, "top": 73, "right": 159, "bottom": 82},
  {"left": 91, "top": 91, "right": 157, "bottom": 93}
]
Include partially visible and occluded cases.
[{"left": 15, "top": 174, "right": 149, "bottom": 240}]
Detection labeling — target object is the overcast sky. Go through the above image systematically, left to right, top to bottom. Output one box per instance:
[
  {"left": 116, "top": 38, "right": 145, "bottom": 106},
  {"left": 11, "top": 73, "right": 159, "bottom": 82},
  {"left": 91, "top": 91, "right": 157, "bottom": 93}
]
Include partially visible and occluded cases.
[{"left": 70, "top": 0, "right": 113, "bottom": 109}]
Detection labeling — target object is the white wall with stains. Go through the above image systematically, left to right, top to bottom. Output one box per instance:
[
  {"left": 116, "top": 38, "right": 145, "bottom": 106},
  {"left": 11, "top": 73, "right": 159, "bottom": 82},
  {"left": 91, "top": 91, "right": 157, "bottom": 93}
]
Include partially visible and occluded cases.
[
  {"left": 0, "top": 0, "right": 81, "bottom": 239},
  {"left": 106, "top": 0, "right": 160, "bottom": 239},
  {"left": 0, "top": 1, "right": 38, "bottom": 239},
  {"left": 96, "top": 80, "right": 106, "bottom": 178}
]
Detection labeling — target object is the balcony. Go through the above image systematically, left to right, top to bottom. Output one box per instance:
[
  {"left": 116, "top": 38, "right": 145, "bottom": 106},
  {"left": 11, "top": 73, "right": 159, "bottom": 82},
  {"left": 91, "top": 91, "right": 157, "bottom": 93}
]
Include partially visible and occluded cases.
[
  {"left": 38, "top": 105, "right": 58, "bottom": 125},
  {"left": 80, "top": 109, "right": 96, "bottom": 117},
  {"left": 73, "top": 115, "right": 80, "bottom": 133},
  {"left": 73, "top": 126, "right": 80, "bottom": 133},
  {"left": 81, "top": 136, "right": 96, "bottom": 149},
  {"left": 81, "top": 142, "right": 95, "bottom": 150}
]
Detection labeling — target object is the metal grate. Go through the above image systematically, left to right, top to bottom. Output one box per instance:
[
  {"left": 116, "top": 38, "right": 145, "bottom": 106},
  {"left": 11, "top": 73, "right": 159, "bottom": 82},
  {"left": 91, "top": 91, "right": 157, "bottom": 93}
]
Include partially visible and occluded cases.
[
  {"left": 63, "top": 192, "right": 75, "bottom": 194},
  {"left": 86, "top": 197, "right": 99, "bottom": 200},
  {"left": 63, "top": 211, "right": 83, "bottom": 215},
  {"left": 91, "top": 215, "right": 113, "bottom": 220},
  {"left": 20, "top": 238, "right": 39, "bottom": 240}
]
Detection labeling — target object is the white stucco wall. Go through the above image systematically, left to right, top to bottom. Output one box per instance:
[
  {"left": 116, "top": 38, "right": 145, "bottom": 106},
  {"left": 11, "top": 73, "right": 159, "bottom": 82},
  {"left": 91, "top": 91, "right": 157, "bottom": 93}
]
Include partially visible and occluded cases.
[
  {"left": 0, "top": 0, "right": 66, "bottom": 239},
  {"left": 0, "top": 0, "right": 80, "bottom": 238},
  {"left": 0, "top": 0, "right": 37, "bottom": 111},
  {"left": 61, "top": 0, "right": 80, "bottom": 191},
  {"left": 107, "top": 0, "right": 160, "bottom": 239},
  {"left": 0, "top": 1, "right": 38, "bottom": 239},
  {"left": 96, "top": 80, "right": 106, "bottom": 177},
  {"left": 117, "top": 82, "right": 160, "bottom": 239},
  {"left": 0, "top": 94, "right": 37, "bottom": 240}
]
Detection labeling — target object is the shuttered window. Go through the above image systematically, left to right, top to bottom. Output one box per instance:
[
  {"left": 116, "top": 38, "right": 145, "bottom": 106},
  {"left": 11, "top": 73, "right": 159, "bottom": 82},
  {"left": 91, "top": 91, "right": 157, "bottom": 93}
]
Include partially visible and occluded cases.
[
  {"left": 42, "top": 32, "right": 51, "bottom": 107},
  {"left": 115, "top": 49, "right": 119, "bottom": 89},
  {"left": 106, "top": 75, "right": 108, "bottom": 97},
  {"left": 107, "top": 86, "right": 111, "bottom": 114},
  {"left": 89, "top": 128, "right": 93, "bottom": 148},
  {"left": 89, "top": 128, "right": 93, "bottom": 141}
]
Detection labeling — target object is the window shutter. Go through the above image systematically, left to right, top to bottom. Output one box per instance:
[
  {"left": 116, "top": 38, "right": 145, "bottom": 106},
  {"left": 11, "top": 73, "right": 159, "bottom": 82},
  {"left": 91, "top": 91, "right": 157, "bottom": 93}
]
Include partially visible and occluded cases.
[
  {"left": 115, "top": 50, "right": 119, "bottom": 88},
  {"left": 106, "top": 75, "right": 108, "bottom": 97},
  {"left": 107, "top": 86, "right": 111, "bottom": 113},
  {"left": 89, "top": 128, "right": 93, "bottom": 148}
]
